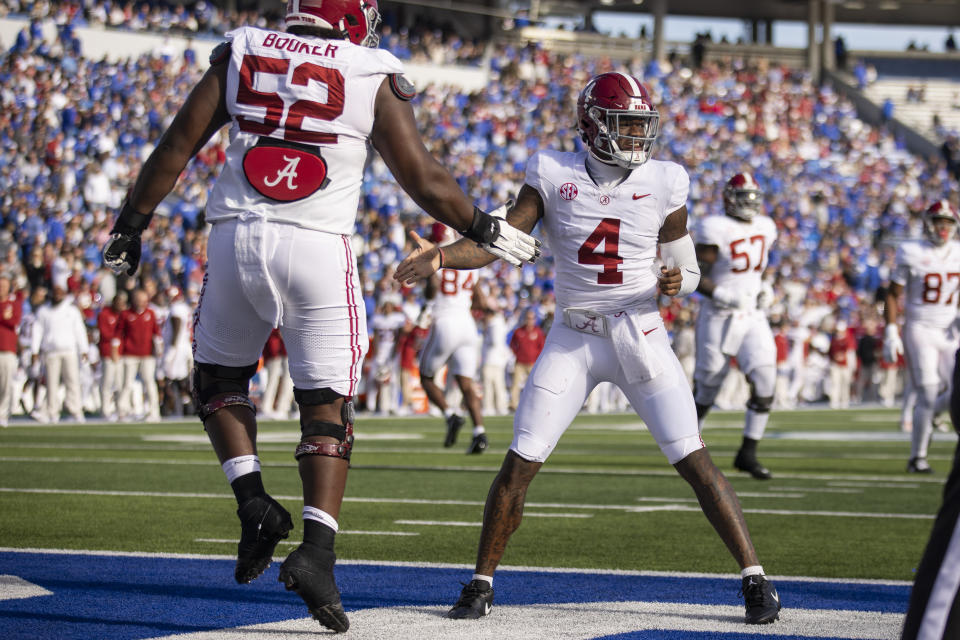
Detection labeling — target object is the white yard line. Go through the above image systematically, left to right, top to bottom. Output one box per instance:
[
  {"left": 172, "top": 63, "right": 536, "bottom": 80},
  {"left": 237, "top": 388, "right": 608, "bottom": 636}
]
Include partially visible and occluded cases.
[{"left": 0, "top": 487, "right": 936, "bottom": 519}]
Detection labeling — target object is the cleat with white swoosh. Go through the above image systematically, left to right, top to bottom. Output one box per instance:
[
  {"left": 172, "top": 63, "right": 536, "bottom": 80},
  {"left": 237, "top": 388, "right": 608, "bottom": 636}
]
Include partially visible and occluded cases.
[
  {"left": 740, "top": 574, "right": 781, "bottom": 624},
  {"left": 447, "top": 579, "right": 494, "bottom": 619}
]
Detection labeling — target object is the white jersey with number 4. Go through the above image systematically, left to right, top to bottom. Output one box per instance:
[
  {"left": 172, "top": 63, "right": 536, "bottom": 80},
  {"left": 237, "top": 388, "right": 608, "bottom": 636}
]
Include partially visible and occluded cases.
[
  {"left": 206, "top": 26, "right": 404, "bottom": 234},
  {"left": 526, "top": 150, "right": 689, "bottom": 315},
  {"left": 693, "top": 214, "right": 777, "bottom": 313},
  {"left": 893, "top": 239, "right": 960, "bottom": 330}
]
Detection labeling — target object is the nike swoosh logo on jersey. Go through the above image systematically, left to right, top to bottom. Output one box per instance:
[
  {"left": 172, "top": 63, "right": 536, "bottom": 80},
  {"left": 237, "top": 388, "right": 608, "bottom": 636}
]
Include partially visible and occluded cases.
[
  {"left": 633, "top": 193, "right": 652, "bottom": 200},
  {"left": 643, "top": 327, "right": 657, "bottom": 336}
]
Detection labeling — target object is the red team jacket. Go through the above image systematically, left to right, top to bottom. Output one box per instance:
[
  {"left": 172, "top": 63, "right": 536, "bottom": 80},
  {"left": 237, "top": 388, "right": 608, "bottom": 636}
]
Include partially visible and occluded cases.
[{"left": 118, "top": 307, "right": 160, "bottom": 357}]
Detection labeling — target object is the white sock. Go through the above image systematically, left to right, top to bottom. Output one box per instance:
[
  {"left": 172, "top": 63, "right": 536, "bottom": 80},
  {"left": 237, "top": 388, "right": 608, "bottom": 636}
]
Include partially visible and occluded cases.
[
  {"left": 444, "top": 407, "right": 457, "bottom": 418},
  {"left": 473, "top": 425, "right": 486, "bottom": 436},
  {"left": 222, "top": 455, "right": 260, "bottom": 484},
  {"left": 303, "top": 506, "right": 339, "bottom": 533},
  {"left": 741, "top": 565, "right": 764, "bottom": 578},
  {"left": 472, "top": 573, "right": 493, "bottom": 587}
]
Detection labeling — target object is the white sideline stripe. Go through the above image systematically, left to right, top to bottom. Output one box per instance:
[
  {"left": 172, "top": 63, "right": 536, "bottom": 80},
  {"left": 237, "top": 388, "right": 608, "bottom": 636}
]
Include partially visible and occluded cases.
[
  {"left": 0, "top": 456, "right": 949, "bottom": 484},
  {"left": 830, "top": 481, "right": 921, "bottom": 489},
  {"left": 0, "top": 487, "right": 936, "bottom": 519},
  {"left": 395, "top": 513, "right": 593, "bottom": 527},
  {"left": 0, "top": 546, "right": 913, "bottom": 585},
  {"left": 0, "top": 575, "right": 53, "bottom": 601},
  {"left": 142, "top": 601, "right": 904, "bottom": 640}
]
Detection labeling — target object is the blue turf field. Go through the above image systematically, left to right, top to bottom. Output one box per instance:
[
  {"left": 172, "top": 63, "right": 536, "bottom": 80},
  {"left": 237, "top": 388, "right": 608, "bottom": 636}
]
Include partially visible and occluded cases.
[{"left": 0, "top": 550, "right": 908, "bottom": 640}]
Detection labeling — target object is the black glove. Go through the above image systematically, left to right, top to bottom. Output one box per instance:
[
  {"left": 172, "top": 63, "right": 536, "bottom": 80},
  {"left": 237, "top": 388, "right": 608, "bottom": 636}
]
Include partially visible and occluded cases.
[{"left": 102, "top": 202, "right": 152, "bottom": 276}]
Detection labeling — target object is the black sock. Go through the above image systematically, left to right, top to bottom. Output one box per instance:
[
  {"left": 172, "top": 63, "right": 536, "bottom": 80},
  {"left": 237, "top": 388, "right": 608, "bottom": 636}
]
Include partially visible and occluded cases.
[
  {"left": 740, "top": 437, "right": 759, "bottom": 454},
  {"left": 231, "top": 471, "right": 266, "bottom": 505},
  {"left": 303, "top": 518, "right": 336, "bottom": 552}
]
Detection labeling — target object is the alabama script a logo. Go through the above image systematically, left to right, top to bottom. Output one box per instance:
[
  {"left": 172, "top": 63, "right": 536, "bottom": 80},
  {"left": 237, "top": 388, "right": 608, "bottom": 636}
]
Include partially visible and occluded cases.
[{"left": 264, "top": 155, "right": 302, "bottom": 191}]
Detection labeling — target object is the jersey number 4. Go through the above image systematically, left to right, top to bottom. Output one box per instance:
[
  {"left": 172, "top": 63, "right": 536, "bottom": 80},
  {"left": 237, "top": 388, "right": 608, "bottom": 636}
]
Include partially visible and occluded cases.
[
  {"left": 236, "top": 54, "right": 344, "bottom": 144},
  {"left": 578, "top": 218, "right": 623, "bottom": 284}
]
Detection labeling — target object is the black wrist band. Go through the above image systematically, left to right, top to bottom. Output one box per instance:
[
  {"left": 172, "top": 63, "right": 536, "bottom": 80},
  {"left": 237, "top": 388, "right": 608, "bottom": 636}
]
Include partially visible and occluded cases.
[
  {"left": 112, "top": 201, "right": 152, "bottom": 235},
  {"left": 462, "top": 206, "right": 500, "bottom": 245}
]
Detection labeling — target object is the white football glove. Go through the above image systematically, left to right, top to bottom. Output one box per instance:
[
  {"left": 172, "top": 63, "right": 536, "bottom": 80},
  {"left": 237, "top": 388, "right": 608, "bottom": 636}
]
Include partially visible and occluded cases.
[
  {"left": 477, "top": 202, "right": 541, "bottom": 267},
  {"left": 757, "top": 281, "right": 775, "bottom": 310},
  {"left": 712, "top": 285, "right": 756, "bottom": 310},
  {"left": 883, "top": 324, "right": 904, "bottom": 364}
]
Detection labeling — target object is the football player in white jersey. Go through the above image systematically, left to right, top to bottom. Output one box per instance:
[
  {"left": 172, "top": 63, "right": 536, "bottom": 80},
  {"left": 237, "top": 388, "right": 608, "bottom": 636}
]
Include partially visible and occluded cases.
[
  {"left": 100, "top": 0, "right": 538, "bottom": 632},
  {"left": 396, "top": 72, "right": 781, "bottom": 627},
  {"left": 693, "top": 173, "right": 779, "bottom": 479},
  {"left": 884, "top": 199, "right": 960, "bottom": 473},
  {"left": 419, "top": 224, "right": 489, "bottom": 454}
]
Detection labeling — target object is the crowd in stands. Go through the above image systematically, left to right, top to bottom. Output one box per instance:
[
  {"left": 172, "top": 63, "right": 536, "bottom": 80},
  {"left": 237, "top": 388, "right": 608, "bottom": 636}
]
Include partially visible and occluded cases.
[{"left": 0, "top": 2, "right": 957, "bottom": 424}]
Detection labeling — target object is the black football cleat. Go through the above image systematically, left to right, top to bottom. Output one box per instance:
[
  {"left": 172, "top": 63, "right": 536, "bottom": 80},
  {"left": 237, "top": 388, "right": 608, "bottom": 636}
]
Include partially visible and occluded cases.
[
  {"left": 444, "top": 414, "right": 466, "bottom": 447},
  {"left": 466, "top": 433, "right": 488, "bottom": 455},
  {"left": 734, "top": 449, "right": 773, "bottom": 480},
  {"left": 907, "top": 457, "right": 933, "bottom": 473},
  {"left": 235, "top": 495, "right": 294, "bottom": 584},
  {"left": 278, "top": 544, "right": 349, "bottom": 633},
  {"left": 740, "top": 574, "right": 781, "bottom": 624},
  {"left": 447, "top": 579, "right": 494, "bottom": 619}
]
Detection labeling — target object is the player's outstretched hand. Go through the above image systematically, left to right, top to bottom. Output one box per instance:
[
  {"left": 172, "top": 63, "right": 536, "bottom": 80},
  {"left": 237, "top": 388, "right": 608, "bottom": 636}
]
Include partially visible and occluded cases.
[
  {"left": 478, "top": 201, "right": 541, "bottom": 267},
  {"left": 395, "top": 230, "right": 441, "bottom": 285},
  {"left": 102, "top": 231, "right": 142, "bottom": 276},
  {"left": 657, "top": 265, "right": 683, "bottom": 296}
]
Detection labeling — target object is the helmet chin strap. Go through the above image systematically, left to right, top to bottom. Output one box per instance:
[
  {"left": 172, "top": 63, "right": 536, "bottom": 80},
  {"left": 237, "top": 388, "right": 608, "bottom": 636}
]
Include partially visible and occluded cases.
[{"left": 585, "top": 150, "right": 631, "bottom": 188}]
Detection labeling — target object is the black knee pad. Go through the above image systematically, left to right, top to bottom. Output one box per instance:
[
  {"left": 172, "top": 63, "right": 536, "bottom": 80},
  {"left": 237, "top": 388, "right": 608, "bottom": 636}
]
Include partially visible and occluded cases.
[
  {"left": 192, "top": 361, "right": 258, "bottom": 421},
  {"left": 293, "top": 387, "right": 343, "bottom": 406},
  {"left": 747, "top": 395, "right": 774, "bottom": 413}
]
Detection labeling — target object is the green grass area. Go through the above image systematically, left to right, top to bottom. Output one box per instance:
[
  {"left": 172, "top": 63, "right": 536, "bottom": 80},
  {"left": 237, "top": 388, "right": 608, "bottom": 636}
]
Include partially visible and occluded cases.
[{"left": 0, "top": 407, "right": 954, "bottom": 582}]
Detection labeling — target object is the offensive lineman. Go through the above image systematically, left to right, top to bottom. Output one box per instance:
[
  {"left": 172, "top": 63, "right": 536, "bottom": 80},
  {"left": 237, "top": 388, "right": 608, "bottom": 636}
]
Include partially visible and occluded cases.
[
  {"left": 101, "top": 0, "right": 538, "bottom": 632},
  {"left": 396, "top": 72, "right": 781, "bottom": 626},
  {"left": 693, "top": 173, "right": 779, "bottom": 479},
  {"left": 884, "top": 200, "right": 960, "bottom": 473},
  {"left": 420, "top": 224, "right": 489, "bottom": 454}
]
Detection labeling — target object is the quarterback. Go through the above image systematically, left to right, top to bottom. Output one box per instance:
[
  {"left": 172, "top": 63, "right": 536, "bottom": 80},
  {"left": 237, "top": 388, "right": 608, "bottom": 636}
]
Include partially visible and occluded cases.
[
  {"left": 101, "top": 0, "right": 538, "bottom": 632},
  {"left": 396, "top": 72, "right": 781, "bottom": 627},
  {"left": 693, "top": 173, "right": 779, "bottom": 479},
  {"left": 884, "top": 199, "right": 960, "bottom": 473}
]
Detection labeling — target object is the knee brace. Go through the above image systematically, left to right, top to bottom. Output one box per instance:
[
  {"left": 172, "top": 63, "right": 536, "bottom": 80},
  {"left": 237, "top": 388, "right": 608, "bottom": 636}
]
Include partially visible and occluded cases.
[
  {"left": 193, "top": 362, "right": 258, "bottom": 422},
  {"left": 293, "top": 387, "right": 355, "bottom": 461},
  {"left": 746, "top": 394, "right": 774, "bottom": 413}
]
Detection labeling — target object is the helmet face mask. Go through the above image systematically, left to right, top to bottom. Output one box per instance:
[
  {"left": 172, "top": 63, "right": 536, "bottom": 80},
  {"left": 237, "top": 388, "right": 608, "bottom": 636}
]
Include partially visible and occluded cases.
[
  {"left": 286, "top": 0, "right": 381, "bottom": 48},
  {"left": 577, "top": 73, "right": 659, "bottom": 169},
  {"left": 723, "top": 173, "right": 763, "bottom": 221},
  {"left": 924, "top": 199, "right": 959, "bottom": 246}
]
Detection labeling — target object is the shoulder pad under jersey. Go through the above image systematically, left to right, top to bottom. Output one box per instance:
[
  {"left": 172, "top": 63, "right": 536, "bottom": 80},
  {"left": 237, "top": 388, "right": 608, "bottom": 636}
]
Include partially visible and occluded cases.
[
  {"left": 209, "top": 41, "right": 231, "bottom": 66},
  {"left": 389, "top": 74, "right": 416, "bottom": 101}
]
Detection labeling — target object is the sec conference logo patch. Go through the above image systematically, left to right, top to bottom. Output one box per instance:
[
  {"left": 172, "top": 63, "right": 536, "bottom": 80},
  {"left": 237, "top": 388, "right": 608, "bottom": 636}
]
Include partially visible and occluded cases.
[{"left": 559, "top": 182, "right": 579, "bottom": 200}]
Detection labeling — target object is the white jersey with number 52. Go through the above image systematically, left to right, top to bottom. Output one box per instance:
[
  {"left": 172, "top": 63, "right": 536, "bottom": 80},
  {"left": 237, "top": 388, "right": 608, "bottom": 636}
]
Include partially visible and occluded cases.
[
  {"left": 206, "top": 26, "right": 404, "bottom": 234},
  {"left": 526, "top": 150, "right": 689, "bottom": 315},
  {"left": 892, "top": 239, "right": 960, "bottom": 329}
]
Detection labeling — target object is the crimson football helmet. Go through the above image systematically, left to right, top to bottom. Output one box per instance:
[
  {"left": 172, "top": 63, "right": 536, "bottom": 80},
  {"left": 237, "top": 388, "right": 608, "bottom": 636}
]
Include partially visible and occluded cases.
[
  {"left": 286, "top": 0, "right": 381, "bottom": 48},
  {"left": 576, "top": 72, "right": 659, "bottom": 169},
  {"left": 723, "top": 173, "right": 763, "bottom": 221},
  {"left": 923, "top": 199, "right": 959, "bottom": 246}
]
